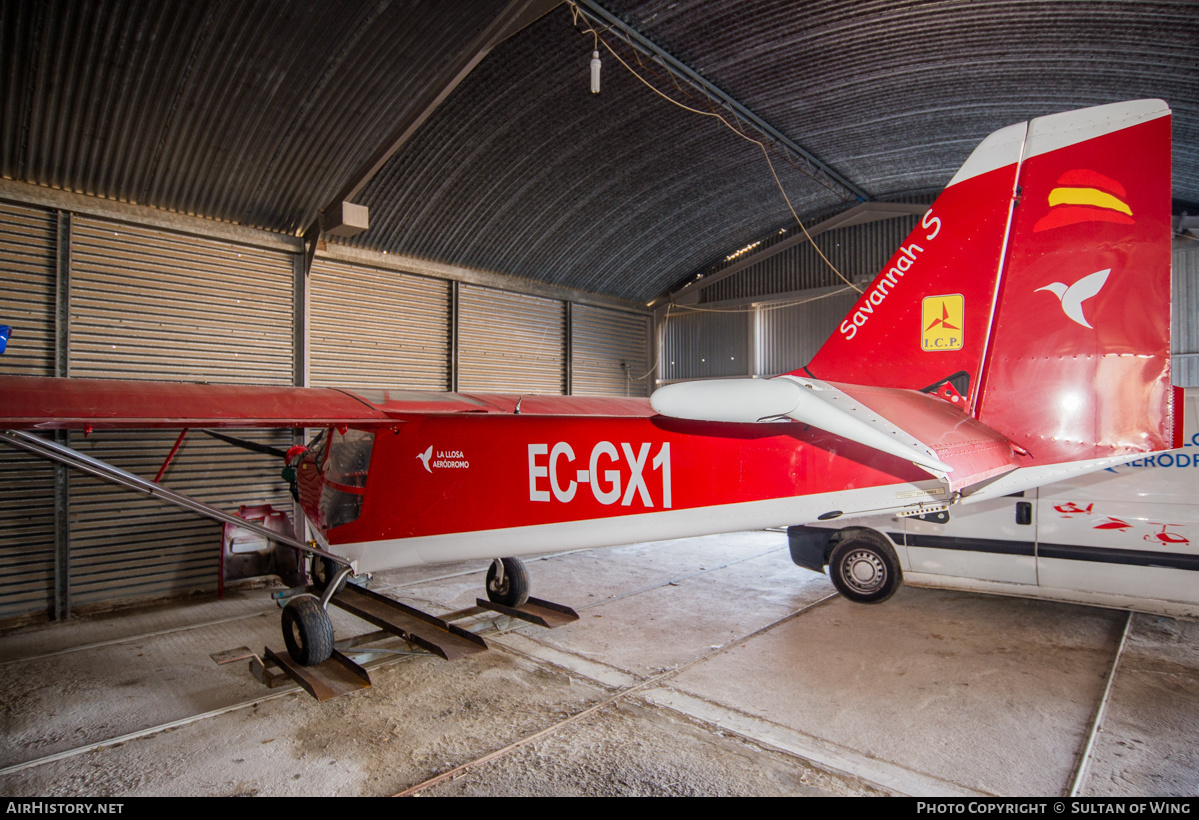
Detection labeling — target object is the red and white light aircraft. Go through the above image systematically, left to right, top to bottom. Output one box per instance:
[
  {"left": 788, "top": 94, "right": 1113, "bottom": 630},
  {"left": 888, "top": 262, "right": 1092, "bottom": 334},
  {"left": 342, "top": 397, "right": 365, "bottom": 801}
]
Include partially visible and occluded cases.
[{"left": 0, "top": 100, "right": 1178, "bottom": 666}]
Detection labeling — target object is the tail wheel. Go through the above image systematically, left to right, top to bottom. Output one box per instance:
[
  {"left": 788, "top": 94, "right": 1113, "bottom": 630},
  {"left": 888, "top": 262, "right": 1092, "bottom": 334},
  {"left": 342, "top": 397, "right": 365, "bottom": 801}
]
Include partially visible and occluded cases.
[
  {"left": 828, "top": 534, "right": 902, "bottom": 604},
  {"left": 311, "top": 556, "right": 347, "bottom": 594},
  {"left": 486, "top": 557, "right": 530, "bottom": 608},
  {"left": 281, "top": 596, "right": 335, "bottom": 666}
]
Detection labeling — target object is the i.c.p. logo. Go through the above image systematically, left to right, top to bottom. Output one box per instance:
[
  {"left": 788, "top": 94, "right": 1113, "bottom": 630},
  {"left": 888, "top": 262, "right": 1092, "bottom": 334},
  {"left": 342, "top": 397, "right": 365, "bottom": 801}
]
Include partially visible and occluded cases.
[{"left": 921, "top": 294, "right": 964, "bottom": 351}]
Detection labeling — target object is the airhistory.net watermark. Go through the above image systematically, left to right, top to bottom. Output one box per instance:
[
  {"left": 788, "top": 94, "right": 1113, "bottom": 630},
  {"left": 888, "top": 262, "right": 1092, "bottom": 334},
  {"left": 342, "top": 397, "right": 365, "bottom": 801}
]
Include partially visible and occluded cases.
[{"left": 5, "top": 804, "right": 123, "bottom": 815}]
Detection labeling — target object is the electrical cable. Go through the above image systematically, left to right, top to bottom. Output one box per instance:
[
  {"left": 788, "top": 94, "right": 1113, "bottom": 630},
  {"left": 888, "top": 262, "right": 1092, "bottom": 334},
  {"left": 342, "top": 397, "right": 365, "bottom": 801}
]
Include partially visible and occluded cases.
[{"left": 568, "top": 3, "right": 864, "bottom": 297}]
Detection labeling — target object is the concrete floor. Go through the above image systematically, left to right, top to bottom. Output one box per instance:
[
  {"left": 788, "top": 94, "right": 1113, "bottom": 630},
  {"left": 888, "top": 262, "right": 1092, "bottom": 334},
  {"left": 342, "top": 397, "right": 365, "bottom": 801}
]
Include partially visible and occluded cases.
[{"left": 1, "top": 530, "right": 1197, "bottom": 797}]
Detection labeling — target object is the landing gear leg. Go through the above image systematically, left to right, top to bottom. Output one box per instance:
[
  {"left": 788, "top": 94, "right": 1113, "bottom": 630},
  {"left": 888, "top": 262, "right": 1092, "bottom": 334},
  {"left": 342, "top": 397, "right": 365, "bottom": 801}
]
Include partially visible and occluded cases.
[
  {"left": 311, "top": 555, "right": 348, "bottom": 595},
  {"left": 486, "top": 557, "right": 530, "bottom": 608}
]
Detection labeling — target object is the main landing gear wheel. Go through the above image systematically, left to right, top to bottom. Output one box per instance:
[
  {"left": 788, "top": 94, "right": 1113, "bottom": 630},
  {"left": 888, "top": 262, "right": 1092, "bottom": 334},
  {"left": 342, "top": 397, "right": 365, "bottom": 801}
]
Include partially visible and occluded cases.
[
  {"left": 828, "top": 533, "right": 902, "bottom": 604},
  {"left": 311, "top": 555, "right": 347, "bottom": 595},
  {"left": 486, "top": 557, "right": 530, "bottom": 608},
  {"left": 281, "top": 596, "right": 335, "bottom": 666}
]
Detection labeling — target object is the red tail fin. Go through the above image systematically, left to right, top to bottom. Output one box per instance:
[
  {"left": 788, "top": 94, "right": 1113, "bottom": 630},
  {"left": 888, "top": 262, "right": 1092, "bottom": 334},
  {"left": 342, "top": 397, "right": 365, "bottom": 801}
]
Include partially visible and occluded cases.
[{"left": 803, "top": 100, "right": 1175, "bottom": 466}]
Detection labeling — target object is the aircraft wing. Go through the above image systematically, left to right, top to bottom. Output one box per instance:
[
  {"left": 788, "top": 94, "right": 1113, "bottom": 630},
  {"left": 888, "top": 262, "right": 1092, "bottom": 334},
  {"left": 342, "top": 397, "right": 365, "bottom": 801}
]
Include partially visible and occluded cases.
[
  {"left": 0, "top": 375, "right": 658, "bottom": 430},
  {"left": 0, "top": 375, "right": 495, "bottom": 429}
]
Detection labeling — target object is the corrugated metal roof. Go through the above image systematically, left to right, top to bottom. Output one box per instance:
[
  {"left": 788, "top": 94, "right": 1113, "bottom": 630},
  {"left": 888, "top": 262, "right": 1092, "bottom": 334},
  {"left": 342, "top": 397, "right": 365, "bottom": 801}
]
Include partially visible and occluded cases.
[
  {"left": 0, "top": 0, "right": 505, "bottom": 233},
  {"left": 2, "top": 0, "right": 1195, "bottom": 303},
  {"left": 602, "top": 0, "right": 1199, "bottom": 200},
  {"left": 344, "top": 6, "right": 845, "bottom": 301}
]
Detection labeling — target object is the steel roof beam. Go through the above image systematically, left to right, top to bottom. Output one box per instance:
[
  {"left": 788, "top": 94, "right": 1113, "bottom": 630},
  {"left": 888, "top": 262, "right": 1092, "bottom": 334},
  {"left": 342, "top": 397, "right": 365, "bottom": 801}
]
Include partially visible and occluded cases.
[
  {"left": 303, "top": 0, "right": 563, "bottom": 261},
  {"left": 573, "top": 0, "right": 871, "bottom": 204},
  {"left": 651, "top": 202, "right": 926, "bottom": 308}
]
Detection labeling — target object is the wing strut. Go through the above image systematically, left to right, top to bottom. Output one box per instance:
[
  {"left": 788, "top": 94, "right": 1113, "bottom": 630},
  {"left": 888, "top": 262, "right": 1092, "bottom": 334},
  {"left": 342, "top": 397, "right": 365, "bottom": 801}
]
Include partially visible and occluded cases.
[{"left": 0, "top": 429, "right": 351, "bottom": 571}]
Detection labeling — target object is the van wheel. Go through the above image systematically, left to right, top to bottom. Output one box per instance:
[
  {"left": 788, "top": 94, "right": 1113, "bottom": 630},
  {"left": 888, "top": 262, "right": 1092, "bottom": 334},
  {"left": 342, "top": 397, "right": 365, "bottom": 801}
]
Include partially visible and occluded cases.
[{"left": 828, "top": 534, "right": 901, "bottom": 604}]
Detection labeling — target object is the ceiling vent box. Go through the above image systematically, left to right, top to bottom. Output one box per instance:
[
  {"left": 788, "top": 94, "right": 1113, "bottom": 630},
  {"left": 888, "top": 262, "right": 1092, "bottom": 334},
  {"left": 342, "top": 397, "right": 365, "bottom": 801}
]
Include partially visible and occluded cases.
[{"left": 322, "top": 202, "right": 370, "bottom": 237}]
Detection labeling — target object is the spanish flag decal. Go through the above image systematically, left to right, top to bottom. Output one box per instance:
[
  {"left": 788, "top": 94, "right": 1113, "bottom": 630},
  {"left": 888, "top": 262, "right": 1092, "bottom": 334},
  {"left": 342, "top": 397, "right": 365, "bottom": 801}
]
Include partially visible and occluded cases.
[{"left": 1033, "top": 169, "right": 1134, "bottom": 232}]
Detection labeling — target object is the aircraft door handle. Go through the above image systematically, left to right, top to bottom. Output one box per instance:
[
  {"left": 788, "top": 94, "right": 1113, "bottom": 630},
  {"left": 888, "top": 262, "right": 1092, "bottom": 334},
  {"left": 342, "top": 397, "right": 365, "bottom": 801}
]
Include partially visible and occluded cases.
[{"left": 1015, "top": 501, "right": 1032, "bottom": 526}]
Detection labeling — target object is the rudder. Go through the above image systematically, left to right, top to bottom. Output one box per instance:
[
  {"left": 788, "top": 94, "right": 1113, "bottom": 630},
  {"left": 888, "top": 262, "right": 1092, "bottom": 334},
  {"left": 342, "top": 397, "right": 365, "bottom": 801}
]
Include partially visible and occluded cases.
[
  {"left": 803, "top": 100, "right": 1176, "bottom": 467},
  {"left": 973, "top": 101, "right": 1174, "bottom": 465}
]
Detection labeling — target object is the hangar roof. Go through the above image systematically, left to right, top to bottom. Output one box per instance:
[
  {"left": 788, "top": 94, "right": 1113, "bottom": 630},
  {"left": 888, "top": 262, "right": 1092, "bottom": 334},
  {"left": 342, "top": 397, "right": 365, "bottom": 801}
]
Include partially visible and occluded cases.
[{"left": 2, "top": 0, "right": 1195, "bottom": 303}]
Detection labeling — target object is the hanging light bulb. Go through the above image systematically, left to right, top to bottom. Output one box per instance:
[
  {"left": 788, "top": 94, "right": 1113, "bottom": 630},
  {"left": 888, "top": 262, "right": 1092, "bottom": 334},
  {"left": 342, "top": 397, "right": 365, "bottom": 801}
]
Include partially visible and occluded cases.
[{"left": 590, "top": 50, "right": 601, "bottom": 94}]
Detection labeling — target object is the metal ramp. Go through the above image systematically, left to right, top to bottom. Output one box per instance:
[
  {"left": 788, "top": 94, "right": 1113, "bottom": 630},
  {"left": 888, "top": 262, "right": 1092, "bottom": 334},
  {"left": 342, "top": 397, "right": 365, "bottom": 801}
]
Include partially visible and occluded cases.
[
  {"left": 328, "top": 583, "right": 490, "bottom": 661},
  {"left": 255, "top": 587, "right": 580, "bottom": 701},
  {"left": 476, "top": 596, "right": 580, "bottom": 629},
  {"left": 255, "top": 647, "right": 372, "bottom": 702}
]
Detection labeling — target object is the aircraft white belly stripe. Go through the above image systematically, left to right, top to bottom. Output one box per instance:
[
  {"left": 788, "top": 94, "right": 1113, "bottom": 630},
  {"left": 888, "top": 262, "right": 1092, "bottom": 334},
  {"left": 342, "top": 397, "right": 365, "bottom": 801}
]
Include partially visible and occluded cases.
[{"left": 335, "top": 479, "right": 950, "bottom": 573}]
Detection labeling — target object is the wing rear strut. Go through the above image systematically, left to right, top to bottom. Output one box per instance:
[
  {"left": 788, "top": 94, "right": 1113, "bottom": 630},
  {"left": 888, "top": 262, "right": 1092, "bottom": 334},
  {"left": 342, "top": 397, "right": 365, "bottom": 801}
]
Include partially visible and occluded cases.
[{"left": 0, "top": 428, "right": 350, "bottom": 570}]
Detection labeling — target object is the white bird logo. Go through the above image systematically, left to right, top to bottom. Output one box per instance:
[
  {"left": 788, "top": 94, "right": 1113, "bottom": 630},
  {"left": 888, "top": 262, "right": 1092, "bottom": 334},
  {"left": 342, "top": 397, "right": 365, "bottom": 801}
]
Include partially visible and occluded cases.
[
  {"left": 1035, "top": 268, "right": 1110, "bottom": 329},
  {"left": 416, "top": 445, "right": 433, "bottom": 473}
]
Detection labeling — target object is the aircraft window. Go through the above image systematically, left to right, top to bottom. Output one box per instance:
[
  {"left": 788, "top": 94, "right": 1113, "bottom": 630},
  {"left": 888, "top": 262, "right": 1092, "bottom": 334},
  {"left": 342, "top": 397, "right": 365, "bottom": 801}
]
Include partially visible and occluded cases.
[
  {"left": 308, "top": 428, "right": 329, "bottom": 465},
  {"left": 318, "top": 428, "right": 374, "bottom": 529},
  {"left": 323, "top": 428, "right": 373, "bottom": 488}
]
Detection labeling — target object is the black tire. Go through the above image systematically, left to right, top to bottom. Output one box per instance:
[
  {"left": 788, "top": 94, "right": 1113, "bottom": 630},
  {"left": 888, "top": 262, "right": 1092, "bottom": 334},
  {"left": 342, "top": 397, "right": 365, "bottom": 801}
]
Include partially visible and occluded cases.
[
  {"left": 827, "top": 533, "right": 902, "bottom": 604},
  {"left": 311, "top": 556, "right": 347, "bottom": 594},
  {"left": 486, "top": 557, "right": 530, "bottom": 608},
  {"left": 281, "top": 596, "right": 335, "bottom": 666}
]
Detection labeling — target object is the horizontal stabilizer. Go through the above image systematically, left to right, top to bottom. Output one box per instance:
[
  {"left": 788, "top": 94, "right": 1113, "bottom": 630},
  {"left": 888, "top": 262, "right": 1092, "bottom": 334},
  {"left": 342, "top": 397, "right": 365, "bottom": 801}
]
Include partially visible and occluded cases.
[
  {"left": 651, "top": 376, "right": 956, "bottom": 477},
  {"left": 828, "top": 381, "right": 1020, "bottom": 492}
]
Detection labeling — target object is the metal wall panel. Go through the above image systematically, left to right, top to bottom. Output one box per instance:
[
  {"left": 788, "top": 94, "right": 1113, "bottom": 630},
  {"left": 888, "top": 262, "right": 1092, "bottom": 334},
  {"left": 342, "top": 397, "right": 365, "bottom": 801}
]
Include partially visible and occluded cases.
[
  {"left": 0, "top": 201, "right": 56, "bottom": 620},
  {"left": 0, "top": 202, "right": 56, "bottom": 376},
  {"left": 66, "top": 218, "right": 294, "bottom": 608},
  {"left": 70, "top": 219, "right": 293, "bottom": 382},
  {"left": 1174, "top": 242, "right": 1199, "bottom": 388},
  {"left": 309, "top": 258, "right": 450, "bottom": 390},
  {"left": 458, "top": 285, "right": 564, "bottom": 394},
  {"left": 758, "top": 287, "right": 859, "bottom": 377},
  {"left": 571, "top": 304, "right": 650, "bottom": 397},
  {"left": 660, "top": 308, "right": 750, "bottom": 382},
  {"left": 65, "top": 431, "right": 292, "bottom": 609},
  {"left": 0, "top": 444, "right": 55, "bottom": 620}
]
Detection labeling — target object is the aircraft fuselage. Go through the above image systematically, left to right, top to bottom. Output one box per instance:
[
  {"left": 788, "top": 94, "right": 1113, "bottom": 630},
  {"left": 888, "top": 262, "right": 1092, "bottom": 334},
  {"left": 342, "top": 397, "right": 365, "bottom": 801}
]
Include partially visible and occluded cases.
[{"left": 293, "top": 406, "right": 939, "bottom": 573}]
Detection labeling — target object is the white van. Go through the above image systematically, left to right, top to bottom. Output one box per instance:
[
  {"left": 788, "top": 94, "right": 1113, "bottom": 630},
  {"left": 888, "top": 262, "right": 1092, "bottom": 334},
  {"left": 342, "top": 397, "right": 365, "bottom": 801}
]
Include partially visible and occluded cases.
[{"left": 789, "top": 392, "right": 1199, "bottom": 618}]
